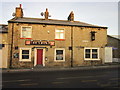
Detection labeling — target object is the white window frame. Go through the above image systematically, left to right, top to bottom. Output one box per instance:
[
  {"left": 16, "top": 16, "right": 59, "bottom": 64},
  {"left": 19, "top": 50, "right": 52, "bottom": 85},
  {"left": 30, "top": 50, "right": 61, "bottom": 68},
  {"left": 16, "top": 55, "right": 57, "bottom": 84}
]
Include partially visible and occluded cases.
[
  {"left": 21, "top": 26, "right": 32, "bottom": 38},
  {"left": 55, "top": 29, "right": 65, "bottom": 39},
  {"left": 84, "top": 47, "right": 100, "bottom": 60},
  {"left": 19, "top": 48, "right": 31, "bottom": 61},
  {"left": 54, "top": 48, "right": 65, "bottom": 62}
]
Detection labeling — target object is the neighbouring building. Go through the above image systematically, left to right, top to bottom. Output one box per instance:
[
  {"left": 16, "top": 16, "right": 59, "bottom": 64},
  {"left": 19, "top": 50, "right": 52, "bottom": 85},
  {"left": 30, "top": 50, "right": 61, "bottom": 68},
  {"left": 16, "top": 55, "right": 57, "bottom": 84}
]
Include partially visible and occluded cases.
[
  {"left": 7, "top": 5, "right": 108, "bottom": 68},
  {"left": 0, "top": 24, "right": 8, "bottom": 68},
  {"left": 107, "top": 35, "right": 120, "bottom": 63}
]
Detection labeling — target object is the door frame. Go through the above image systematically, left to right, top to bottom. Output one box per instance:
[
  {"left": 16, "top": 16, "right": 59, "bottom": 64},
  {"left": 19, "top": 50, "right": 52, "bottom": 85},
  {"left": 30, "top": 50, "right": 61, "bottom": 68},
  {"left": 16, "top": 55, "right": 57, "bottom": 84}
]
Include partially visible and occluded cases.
[{"left": 34, "top": 48, "right": 45, "bottom": 66}]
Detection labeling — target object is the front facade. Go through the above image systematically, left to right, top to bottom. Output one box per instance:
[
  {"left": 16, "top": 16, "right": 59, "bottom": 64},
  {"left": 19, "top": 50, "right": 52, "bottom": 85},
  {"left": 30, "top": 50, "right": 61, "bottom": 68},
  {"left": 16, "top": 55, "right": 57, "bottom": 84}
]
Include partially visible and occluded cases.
[{"left": 7, "top": 5, "right": 107, "bottom": 68}]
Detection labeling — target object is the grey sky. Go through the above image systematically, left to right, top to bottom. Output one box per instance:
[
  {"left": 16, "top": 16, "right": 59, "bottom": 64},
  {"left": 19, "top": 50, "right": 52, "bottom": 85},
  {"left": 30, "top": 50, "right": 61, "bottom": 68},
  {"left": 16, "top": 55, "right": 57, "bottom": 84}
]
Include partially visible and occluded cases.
[{"left": 1, "top": 0, "right": 119, "bottom": 35}]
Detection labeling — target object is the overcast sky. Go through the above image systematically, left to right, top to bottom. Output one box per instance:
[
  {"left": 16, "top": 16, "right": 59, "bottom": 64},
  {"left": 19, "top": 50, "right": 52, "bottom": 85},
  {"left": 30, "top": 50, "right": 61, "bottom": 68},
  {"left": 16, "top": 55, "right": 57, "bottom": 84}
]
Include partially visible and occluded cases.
[{"left": 1, "top": 0, "right": 119, "bottom": 35}]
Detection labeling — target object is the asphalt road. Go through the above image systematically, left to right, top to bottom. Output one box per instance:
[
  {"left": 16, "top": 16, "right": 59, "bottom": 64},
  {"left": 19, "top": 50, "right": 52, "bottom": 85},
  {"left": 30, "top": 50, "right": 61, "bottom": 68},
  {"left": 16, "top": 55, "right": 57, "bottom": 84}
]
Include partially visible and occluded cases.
[{"left": 2, "top": 67, "right": 120, "bottom": 88}]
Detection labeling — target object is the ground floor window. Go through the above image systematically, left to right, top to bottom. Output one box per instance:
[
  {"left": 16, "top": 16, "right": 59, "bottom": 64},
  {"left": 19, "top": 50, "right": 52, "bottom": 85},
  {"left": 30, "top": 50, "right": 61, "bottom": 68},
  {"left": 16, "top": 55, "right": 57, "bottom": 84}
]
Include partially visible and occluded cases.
[
  {"left": 0, "top": 44, "right": 5, "bottom": 49},
  {"left": 19, "top": 48, "right": 31, "bottom": 61},
  {"left": 54, "top": 48, "right": 65, "bottom": 61},
  {"left": 84, "top": 48, "right": 100, "bottom": 60}
]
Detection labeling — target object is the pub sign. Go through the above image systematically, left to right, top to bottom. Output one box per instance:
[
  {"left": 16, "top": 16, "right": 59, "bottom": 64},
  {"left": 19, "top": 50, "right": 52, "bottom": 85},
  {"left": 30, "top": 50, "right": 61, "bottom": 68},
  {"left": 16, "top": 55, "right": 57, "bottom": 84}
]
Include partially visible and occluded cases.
[{"left": 25, "top": 40, "right": 55, "bottom": 46}]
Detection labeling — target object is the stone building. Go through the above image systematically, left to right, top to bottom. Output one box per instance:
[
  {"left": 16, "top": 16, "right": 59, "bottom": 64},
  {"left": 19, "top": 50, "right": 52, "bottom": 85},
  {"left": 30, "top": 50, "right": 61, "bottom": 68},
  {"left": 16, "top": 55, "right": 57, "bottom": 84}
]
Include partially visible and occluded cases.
[
  {"left": 7, "top": 5, "right": 108, "bottom": 68},
  {"left": 0, "top": 24, "right": 8, "bottom": 68},
  {"left": 107, "top": 35, "right": 120, "bottom": 62}
]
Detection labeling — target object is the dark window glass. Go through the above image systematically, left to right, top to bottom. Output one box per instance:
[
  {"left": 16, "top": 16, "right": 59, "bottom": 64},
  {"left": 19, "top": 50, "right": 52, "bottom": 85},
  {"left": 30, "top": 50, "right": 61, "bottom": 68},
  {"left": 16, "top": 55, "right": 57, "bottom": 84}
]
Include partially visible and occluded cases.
[
  {"left": 0, "top": 26, "right": 2, "bottom": 29},
  {"left": 0, "top": 44, "right": 2, "bottom": 49},
  {"left": 0, "top": 44, "right": 4, "bottom": 49},
  {"left": 85, "top": 49, "right": 90, "bottom": 58},
  {"left": 85, "top": 49, "right": 90, "bottom": 54},
  {"left": 86, "top": 49, "right": 90, "bottom": 52},
  {"left": 92, "top": 49, "right": 97, "bottom": 53},
  {"left": 92, "top": 49, "right": 98, "bottom": 59},
  {"left": 22, "top": 50, "right": 29, "bottom": 54},
  {"left": 56, "top": 50, "right": 63, "bottom": 60},
  {"left": 56, "top": 50, "right": 63, "bottom": 54},
  {"left": 85, "top": 54, "right": 90, "bottom": 58},
  {"left": 92, "top": 54, "right": 98, "bottom": 58},
  {"left": 22, "top": 55, "right": 29, "bottom": 59}
]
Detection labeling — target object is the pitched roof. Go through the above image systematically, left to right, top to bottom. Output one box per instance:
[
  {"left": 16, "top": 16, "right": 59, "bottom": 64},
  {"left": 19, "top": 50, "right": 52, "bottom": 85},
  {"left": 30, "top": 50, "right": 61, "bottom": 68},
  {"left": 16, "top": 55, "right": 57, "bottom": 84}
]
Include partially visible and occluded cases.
[
  {"left": 8, "top": 17, "right": 107, "bottom": 29},
  {"left": 107, "top": 35, "right": 120, "bottom": 40},
  {"left": 110, "top": 35, "right": 120, "bottom": 39}
]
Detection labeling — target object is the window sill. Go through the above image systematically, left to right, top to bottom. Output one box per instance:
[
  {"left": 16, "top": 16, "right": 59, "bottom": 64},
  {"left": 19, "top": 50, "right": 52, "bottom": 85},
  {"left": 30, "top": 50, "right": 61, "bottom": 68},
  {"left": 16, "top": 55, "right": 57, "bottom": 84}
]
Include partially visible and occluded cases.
[
  {"left": 20, "top": 38, "right": 32, "bottom": 39},
  {"left": 55, "top": 39, "right": 65, "bottom": 41},
  {"left": 84, "top": 59, "right": 100, "bottom": 60},
  {"left": 19, "top": 60, "right": 31, "bottom": 62},
  {"left": 54, "top": 60, "right": 65, "bottom": 62}
]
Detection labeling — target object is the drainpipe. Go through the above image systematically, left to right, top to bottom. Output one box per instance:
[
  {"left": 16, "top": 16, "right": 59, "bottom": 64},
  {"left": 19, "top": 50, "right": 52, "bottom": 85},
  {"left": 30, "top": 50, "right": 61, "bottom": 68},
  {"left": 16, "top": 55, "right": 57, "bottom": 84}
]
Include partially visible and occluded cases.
[
  {"left": 9, "top": 23, "right": 14, "bottom": 68},
  {"left": 71, "top": 26, "right": 73, "bottom": 67}
]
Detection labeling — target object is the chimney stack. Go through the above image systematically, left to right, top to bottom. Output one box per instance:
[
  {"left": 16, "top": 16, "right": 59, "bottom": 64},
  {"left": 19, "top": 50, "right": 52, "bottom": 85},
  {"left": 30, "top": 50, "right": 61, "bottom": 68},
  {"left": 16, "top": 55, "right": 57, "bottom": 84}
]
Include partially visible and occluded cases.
[
  {"left": 15, "top": 4, "right": 23, "bottom": 18},
  {"left": 44, "top": 8, "right": 49, "bottom": 19},
  {"left": 68, "top": 11, "right": 74, "bottom": 21}
]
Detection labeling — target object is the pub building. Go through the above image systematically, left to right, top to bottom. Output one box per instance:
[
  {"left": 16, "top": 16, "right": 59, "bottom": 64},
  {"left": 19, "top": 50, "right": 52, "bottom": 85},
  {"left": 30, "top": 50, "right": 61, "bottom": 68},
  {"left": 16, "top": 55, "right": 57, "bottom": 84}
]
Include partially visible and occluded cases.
[{"left": 7, "top": 4, "right": 108, "bottom": 68}]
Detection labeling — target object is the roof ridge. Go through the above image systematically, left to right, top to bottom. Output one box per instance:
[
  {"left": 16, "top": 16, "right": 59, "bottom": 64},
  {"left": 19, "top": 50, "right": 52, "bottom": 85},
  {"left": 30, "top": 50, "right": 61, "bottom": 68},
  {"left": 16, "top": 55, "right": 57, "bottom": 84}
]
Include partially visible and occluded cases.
[{"left": 8, "top": 17, "right": 107, "bottom": 29}]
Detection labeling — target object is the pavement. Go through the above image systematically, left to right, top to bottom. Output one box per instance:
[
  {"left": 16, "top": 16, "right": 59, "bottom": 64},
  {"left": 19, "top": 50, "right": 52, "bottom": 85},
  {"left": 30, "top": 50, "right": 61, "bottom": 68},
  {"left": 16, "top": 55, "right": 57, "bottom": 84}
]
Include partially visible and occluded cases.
[{"left": 1, "top": 63, "right": 120, "bottom": 73}]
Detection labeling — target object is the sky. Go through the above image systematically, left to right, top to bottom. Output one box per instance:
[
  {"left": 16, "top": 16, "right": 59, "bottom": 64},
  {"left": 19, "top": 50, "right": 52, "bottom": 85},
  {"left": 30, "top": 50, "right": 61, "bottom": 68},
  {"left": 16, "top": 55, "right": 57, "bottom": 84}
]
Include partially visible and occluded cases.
[{"left": 0, "top": 0, "right": 119, "bottom": 35}]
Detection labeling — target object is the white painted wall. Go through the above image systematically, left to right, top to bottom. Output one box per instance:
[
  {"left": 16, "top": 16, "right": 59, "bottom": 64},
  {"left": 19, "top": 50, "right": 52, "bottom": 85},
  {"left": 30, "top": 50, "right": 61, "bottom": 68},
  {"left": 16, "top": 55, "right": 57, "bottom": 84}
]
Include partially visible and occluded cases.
[
  {"left": 0, "top": 45, "right": 8, "bottom": 68},
  {"left": 105, "top": 47, "right": 113, "bottom": 63},
  {"left": 0, "top": 50, "right": 2, "bottom": 68}
]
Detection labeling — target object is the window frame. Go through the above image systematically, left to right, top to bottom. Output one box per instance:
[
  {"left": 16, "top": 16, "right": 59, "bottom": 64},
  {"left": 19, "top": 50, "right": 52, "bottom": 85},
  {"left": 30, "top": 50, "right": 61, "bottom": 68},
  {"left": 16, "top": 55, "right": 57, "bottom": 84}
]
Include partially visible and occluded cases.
[
  {"left": 21, "top": 26, "right": 32, "bottom": 39},
  {"left": 55, "top": 29, "right": 65, "bottom": 40},
  {"left": 84, "top": 47, "right": 100, "bottom": 60},
  {"left": 19, "top": 48, "right": 31, "bottom": 61},
  {"left": 54, "top": 48, "right": 65, "bottom": 62}
]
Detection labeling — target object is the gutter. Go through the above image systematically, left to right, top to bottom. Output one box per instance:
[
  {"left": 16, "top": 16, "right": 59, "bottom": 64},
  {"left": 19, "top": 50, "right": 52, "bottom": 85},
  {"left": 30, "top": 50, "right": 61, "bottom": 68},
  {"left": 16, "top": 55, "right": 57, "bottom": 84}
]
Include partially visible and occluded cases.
[{"left": 8, "top": 21, "right": 108, "bottom": 29}]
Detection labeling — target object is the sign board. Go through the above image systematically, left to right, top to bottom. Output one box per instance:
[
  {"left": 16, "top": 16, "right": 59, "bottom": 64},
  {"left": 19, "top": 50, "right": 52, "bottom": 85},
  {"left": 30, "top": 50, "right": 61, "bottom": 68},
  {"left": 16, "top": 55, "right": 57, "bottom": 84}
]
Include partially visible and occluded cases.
[{"left": 25, "top": 40, "right": 55, "bottom": 46}]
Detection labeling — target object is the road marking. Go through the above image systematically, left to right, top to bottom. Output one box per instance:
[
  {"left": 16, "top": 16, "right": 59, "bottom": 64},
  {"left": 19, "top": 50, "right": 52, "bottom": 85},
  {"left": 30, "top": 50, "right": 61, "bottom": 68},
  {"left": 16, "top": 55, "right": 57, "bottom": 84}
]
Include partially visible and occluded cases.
[
  {"left": 57, "top": 75, "right": 106, "bottom": 80},
  {"left": 57, "top": 76, "right": 94, "bottom": 80},
  {"left": 110, "top": 78, "right": 120, "bottom": 80},
  {"left": 3, "top": 79, "right": 31, "bottom": 83},
  {"left": 17, "top": 80, "right": 29, "bottom": 81},
  {"left": 81, "top": 80, "right": 97, "bottom": 82},
  {"left": 52, "top": 82, "right": 65, "bottom": 84},
  {"left": 98, "top": 82, "right": 112, "bottom": 87},
  {"left": 20, "top": 83, "right": 38, "bottom": 86},
  {"left": 100, "top": 83, "right": 111, "bottom": 87}
]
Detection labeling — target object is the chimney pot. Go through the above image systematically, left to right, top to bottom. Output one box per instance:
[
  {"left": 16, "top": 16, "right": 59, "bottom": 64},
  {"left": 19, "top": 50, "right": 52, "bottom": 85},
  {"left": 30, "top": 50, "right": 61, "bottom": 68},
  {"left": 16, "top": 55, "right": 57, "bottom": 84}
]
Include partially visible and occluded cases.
[
  {"left": 20, "top": 4, "right": 22, "bottom": 8},
  {"left": 45, "top": 8, "right": 49, "bottom": 19},
  {"left": 68, "top": 11, "right": 74, "bottom": 21}
]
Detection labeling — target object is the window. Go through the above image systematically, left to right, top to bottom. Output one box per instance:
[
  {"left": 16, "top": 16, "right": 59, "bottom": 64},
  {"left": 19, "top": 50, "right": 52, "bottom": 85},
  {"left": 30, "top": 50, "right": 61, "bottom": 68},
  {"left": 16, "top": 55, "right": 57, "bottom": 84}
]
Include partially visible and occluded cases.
[
  {"left": 21, "top": 26, "right": 32, "bottom": 38},
  {"left": 55, "top": 29, "right": 65, "bottom": 40},
  {"left": 0, "top": 44, "right": 5, "bottom": 49},
  {"left": 19, "top": 48, "right": 31, "bottom": 61},
  {"left": 55, "top": 48, "right": 65, "bottom": 61},
  {"left": 84, "top": 48, "right": 99, "bottom": 60}
]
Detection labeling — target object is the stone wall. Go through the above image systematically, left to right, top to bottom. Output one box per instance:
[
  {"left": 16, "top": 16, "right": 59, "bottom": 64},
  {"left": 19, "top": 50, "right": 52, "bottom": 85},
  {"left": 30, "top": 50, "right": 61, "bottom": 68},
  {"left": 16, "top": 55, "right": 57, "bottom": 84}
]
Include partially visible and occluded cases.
[{"left": 8, "top": 23, "right": 107, "bottom": 68}]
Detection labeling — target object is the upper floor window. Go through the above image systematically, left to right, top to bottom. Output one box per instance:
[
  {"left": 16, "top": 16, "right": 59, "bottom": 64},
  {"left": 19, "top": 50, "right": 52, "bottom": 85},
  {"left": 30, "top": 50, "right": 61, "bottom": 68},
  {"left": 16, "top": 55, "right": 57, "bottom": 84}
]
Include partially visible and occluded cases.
[
  {"left": 21, "top": 26, "right": 32, "bottom": 39},
  {"left": 55, "top": 29, "right": 65, "bottom": 40},
  {"left": 84, "top": 48, "right": 100, "bottom": 60}
]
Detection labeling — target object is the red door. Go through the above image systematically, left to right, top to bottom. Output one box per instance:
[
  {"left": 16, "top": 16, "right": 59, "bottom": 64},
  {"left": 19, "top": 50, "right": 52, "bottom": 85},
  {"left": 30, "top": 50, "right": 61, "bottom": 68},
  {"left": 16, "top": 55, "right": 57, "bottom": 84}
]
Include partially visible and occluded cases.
[{"left": 37, "top": 49, "right": 43, "bottom": 65}]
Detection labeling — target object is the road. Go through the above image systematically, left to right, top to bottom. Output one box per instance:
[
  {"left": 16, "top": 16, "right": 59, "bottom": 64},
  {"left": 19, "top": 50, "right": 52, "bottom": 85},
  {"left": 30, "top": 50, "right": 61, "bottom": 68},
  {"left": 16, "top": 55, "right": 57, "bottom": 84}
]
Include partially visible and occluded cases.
[{"left": 2, "top": 67, "right": 120, "bottom": 88}]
